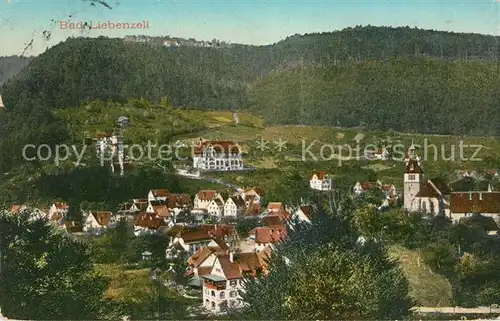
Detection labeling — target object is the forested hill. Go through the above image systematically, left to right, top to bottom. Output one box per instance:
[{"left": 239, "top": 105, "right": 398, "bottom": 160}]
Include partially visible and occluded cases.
[
  {"left": 1, "top": 26, "right": 500, "bottom": 166},
  {"left": 0, "top": 56, "right": 33, "bottom": 85}
]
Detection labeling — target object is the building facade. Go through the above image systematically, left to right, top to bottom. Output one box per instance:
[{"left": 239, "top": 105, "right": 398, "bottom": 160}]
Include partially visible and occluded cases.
[{"left": 193, "top": 140, "right": 243, "bottom": 171}]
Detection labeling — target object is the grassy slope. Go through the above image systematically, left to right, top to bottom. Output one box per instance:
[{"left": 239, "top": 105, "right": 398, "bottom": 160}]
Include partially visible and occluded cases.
[
  {"left": 389, "top": 245, "right": 453, "bottom": 307},
  {"left": 94, "top": 264, "right": 152, "bottom": 299}
]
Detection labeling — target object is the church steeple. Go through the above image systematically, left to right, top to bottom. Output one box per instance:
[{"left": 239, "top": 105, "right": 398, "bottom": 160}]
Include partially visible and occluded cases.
[{"left": 404, "top": 140, "right": 423, "bottom": 173}]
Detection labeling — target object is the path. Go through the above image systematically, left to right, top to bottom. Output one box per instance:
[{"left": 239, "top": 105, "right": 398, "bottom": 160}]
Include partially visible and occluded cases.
[
  {"left": 175, "top": 169, "right": 244, "bottom": 192},
  {"left": 413, "top": 306, "right": 500, "bottom": 315}
]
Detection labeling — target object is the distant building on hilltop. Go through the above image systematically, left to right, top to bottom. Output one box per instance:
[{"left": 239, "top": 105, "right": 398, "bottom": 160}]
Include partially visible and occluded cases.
[
  {"left": 0, "top": 95, "right": 5, "bottom": 111},
  {"left": 193, "top": 139, "right": 243, "bottom": 171},
  {"left": 309, "top": 171, "right": 333, "bottom": 191}
]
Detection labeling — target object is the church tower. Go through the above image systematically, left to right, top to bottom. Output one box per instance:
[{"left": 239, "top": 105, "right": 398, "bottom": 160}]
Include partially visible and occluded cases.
[{"left": 403, "top": 141, "right": 424, "bottom": 212}]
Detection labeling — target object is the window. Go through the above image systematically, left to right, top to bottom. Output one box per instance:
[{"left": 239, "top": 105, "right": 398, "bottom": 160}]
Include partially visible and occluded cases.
[
  {"left": 408, "top": 174, "right": 415, "bottom": 181},
  {"left": 230, "top": 280, "right": 237, "bottom": 287},
  {"left": 205, "top": 289, "right": 209, "bottom": 295},
  {"left": 211, "top": 291, "right": 215, "bottom": 297},
  {"left": 230, "top": 291, "right": 237, "bottom": 298},
  {"left": 220, "top": 292, "right": 225, "bottom": 299},
  {"left": 211, "top": 302, "right": 215, "bottom": 309}
]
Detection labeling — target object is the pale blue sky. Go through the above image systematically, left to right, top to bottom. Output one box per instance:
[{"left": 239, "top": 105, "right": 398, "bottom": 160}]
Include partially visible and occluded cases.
[{"left": 0, "top": 0, "right": 499, "bottom": 56}]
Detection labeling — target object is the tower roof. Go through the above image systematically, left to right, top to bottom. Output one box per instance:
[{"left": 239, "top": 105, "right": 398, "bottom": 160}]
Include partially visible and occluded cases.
[{"left": 405, "top": 158, "right": 423, "bottom": 174}]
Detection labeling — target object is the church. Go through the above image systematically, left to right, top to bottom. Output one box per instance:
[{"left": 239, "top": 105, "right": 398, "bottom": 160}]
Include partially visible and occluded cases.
[{"left": 403, "top": 142, "right": 450, "bottom": 216}]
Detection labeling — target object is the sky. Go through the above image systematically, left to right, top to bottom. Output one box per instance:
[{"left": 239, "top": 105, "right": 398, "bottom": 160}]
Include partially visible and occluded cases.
[{"left": 0, "top": 0, "right": 499, "bottom": 56}]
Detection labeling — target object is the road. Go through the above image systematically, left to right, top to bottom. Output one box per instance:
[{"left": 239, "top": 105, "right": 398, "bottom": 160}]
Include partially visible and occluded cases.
[
  {"left": 175, "top": 169, "right": 244, "bottom": 192},
  {"left": 413, "top": 306, "right": 500, "bottom": 315}
]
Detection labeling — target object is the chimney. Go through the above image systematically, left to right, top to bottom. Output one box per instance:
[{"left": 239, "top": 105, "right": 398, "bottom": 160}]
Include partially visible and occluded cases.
[{"left": 229, "top": 251, "right": 234, "bottom": 262}]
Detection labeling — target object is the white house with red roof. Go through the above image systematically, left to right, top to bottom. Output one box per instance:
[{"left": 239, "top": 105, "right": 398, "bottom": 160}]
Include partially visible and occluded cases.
[
  {"left": 192, "top": 139, "right": 243, "bottom": 171},
  {"left": 309, "top": 171, "right": 332, "bottom": 191},
  {"left": 241, "top": 187, "right": 265, "bottom": 207},
  {"left": 148, "top": 189, "right": 170, "bottom": 202},
  {"left": 194, "top": 190, "right": 225, "bottom": 210},
  {"left": 48, "top": 202, "right": 69, "bottom": 218},
  {"left": 201, "top": 250, "right": 270, "bottom": 313}
]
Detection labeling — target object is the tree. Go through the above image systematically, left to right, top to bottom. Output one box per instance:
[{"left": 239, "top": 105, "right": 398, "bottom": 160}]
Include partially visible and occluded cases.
[
  {"left": 240, "top": 201, "right": 413, "bottom": 320},
  {"left": 0, "top": 210, "right": 108, "bottom": 320}
]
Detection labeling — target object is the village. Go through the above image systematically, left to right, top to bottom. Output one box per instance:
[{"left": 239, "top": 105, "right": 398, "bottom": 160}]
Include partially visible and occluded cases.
[{"left": 6, "top": 135, "right": 500, "bottom": 316}]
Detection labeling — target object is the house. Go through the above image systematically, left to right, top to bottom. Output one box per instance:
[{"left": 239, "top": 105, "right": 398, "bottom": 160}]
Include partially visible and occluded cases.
[
  {"left": 0, "top": 95, "right": 4, "bottom": 110},
  {"left": 116, "top": 116, "right": 129, "bottom": 127},
  {"left": 192, "top": 139, "right": 243, "bottom": 171},
  {"left": 403, "top": 142, "right": 450, "bottom": 216},
  {"left": 309, "top": 171, "right": 333, "bottom": 191},
  {"left": 353, "top": 181, "right": 374, "bottom": 195},
  {"left": 380, "top": 184, "right": 397, "bottom": 197},
  {"left": 241, "top": 187, "right": 265, "bottom": 207},
  {"left": 148, "top": 189, "right": 170, "bottom": 202},
  {"left": 194, "top": 190, "right": 224, "bottom": 209},
  {"left": 449, "top": 192, "right": 500, "bottom": 223},
  {"left": 166, "top": 193, "right": 192, "bottom": 217},
  {"left": 224, "top": 196, "right": 246, "bottom": 217},
  {"left": 130, "top": 199, "right": 148, "bottom": 212},
  {"left": 207, "top": 199, "right": 224, "bottom": 217},
  {"left": 245, "top": 201, "right": 262, "bottom": 216},
  {"left": 48, "top": 202, "right": 69, "bottom": 218},
  {"left": 267, "top": 202, "right": 283, "bottom": 213},
  {"left": 10, "top": 205, "right": 47, "bottom": 221},
  {"left": 294, "top": 205, "right": 314, "bottom": 223},
  {"left": 267, "top": 208, "right": 291, "bottom": 220},
  {"left": 83, "top": 211, "right": 115, "bottom": 233},
  {"left": 134, "top": 212, "right": 166, "bottom": 236},
  {"left": 63, "top": 220, "right": 83, "bottom": 233},
  {"left": 249, "top": 226, "right": 286, "bottom": 253},
  {"left": 169, "top": 229, "right": 214, "bottom": 255},
  {"left": 185, "top": 239, "right": 229, "bottom": 287},
  {"left": 201, "top": 250, "right": 270, "bottom": 313}
]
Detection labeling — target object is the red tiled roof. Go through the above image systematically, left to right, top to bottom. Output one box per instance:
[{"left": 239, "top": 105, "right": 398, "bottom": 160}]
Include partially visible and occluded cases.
[
  {"left": 193, "top": 140, "right": 241, "bottom": 155},
  {"left": 311, "top": 171, "right": 327, "bottom": 180},
  {"left": 415, "top": 181, "right": 441, "bottom": 198},
  {"left": 360, "top": 182, "right": 373, "bottom": 190},
  {"left": 151, "top": 189, "right": 170, "bottom": 198},
  {"left": 196, "top": 190, "right": 218, "bottom": 201},
  {"left": 450, "top": 192, "right": 500, "bottom": 214},
  {"left": 167, "top": 194, "right": 191, "bottom": 208},
  {"left": 246, "top": 201, "right": 262, "bottom": 216},
  {"left": 53, "top": 202, "right": 69, "bottom": 210},
  {"left": 152, "top": 205, "right": 170, "bottom": 217},
  {"left": 299, "top": 205, "right": 313, "bottom": 220},
  {"left": 267, "top": 209, "right": 291, "bottom": 220},
  {"left": 90, "top": 211, "right": 113, "bottom": 226},
  {"left": 135, "top": 212, "right": 166, "bottom": 229},
  {"left": 264, "top": 215, "right": 284, "bottom": 228},
  {"left": 65, "top": 221, "right": 83, "bottom": 233},
  {"left": 209, "top": 224, "right": 235, "bottom": 238},
  {"left": 254, "top": 227, "right": 286, "bottom": 244},
  {"left": 178, "top": 230, "right": 213, "bottom": 243},
  {"left": 217, "top": 255, "right": 243, "bottom": 279}
]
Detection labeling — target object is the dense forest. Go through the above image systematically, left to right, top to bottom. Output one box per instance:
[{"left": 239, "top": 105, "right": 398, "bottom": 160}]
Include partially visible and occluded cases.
[
  {"left": 1, "top": 26, "right": 500, "bottom": 171},
  {"left": 0, "top": 55, "right": 33, "bottom": 85}
]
